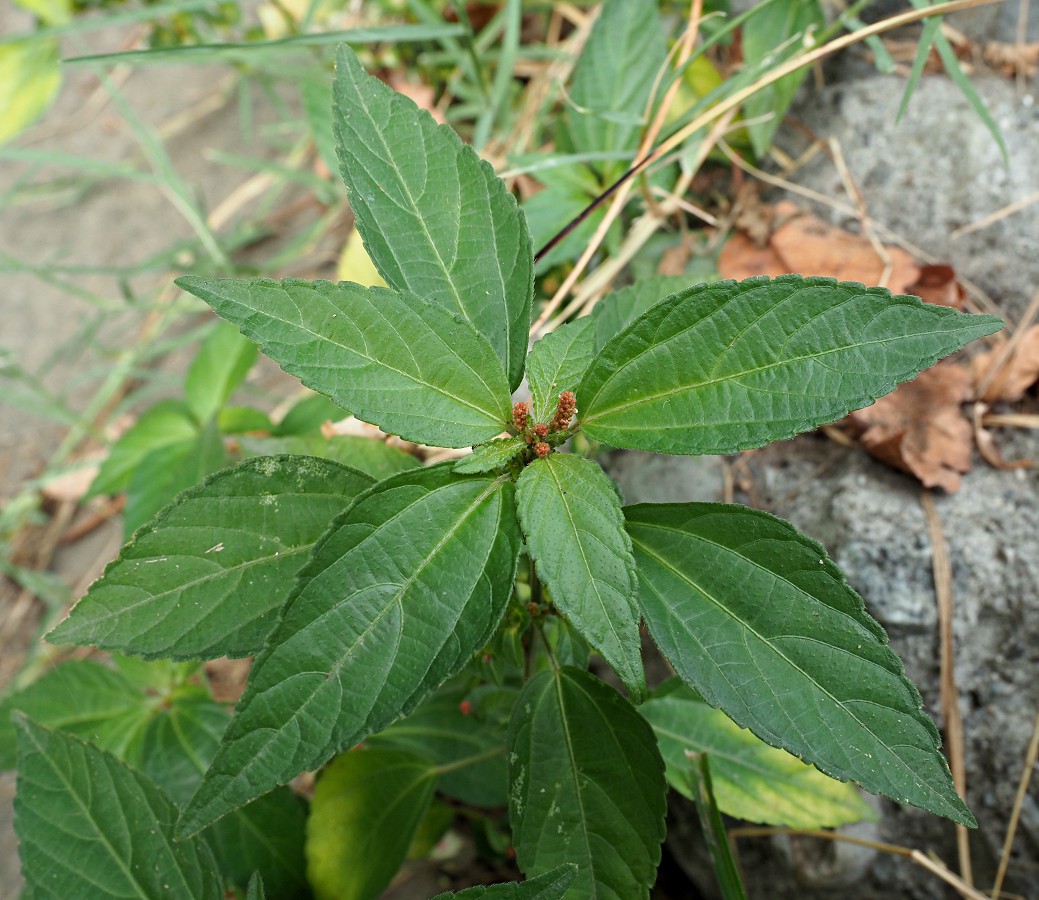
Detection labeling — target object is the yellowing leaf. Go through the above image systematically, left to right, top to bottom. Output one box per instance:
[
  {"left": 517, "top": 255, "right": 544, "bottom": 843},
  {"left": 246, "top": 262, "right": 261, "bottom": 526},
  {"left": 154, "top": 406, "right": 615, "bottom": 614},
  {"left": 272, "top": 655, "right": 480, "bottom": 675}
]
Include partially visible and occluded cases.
[
  {"left": 0, "top": 39, "right": 61, "bottom": 146},
  {"left": 336, "top": 230, "right": 386, "bottom": 288}
]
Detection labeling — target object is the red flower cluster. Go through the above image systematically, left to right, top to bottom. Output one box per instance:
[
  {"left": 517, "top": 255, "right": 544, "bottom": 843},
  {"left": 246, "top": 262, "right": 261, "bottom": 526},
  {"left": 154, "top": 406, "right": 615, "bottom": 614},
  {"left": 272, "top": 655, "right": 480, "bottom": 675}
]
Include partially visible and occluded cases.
[
  {"left": 550, "top": 390, "right": 576, "bottom": 433},
  {"left": 512, "top": 401, "right": 529, "bottom": 431}
]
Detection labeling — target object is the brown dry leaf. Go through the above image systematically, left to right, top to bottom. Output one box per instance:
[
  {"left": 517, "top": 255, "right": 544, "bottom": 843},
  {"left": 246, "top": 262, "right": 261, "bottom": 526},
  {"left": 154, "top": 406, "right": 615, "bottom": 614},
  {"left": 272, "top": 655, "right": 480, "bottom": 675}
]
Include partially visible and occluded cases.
[
  {"left": 981, "top": 40, "right": 1039, "bottom": 79},
  {"left": 385, "top": 72, "right": 444, "bottom": 123},
  {"left": 719, "top": 202, "right": 920, "bottom": 292},
  {"left": 657, "top": 233, "right": 697, "bottom": 276},
  {"left": 905, "top": 264, "right": 966, "bottom": 310},
  {"left": 971, "top": 325, "right": 1039, "bottom": 402},
  {"left": 847, "top": 362, "right": 975, "bottom": 492},
  {"left": 205, "top": 657, "right": 252, "bottom": 704}
]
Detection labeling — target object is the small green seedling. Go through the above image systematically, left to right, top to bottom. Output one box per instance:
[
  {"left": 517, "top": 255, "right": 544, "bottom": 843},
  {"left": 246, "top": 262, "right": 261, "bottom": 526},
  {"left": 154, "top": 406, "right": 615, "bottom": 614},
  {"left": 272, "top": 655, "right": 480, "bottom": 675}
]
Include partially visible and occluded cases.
[{"left": 18, "top": 41, "right": 1001, "bottom": 900}]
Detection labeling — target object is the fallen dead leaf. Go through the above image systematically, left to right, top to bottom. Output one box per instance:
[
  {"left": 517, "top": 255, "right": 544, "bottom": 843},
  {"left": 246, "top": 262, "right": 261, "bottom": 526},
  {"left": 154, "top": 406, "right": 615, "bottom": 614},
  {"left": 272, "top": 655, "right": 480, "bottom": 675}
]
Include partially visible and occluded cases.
[
  {"left": 982, "top": 40, "right": 1039, "bottom": 79},
  {"left": 386, "top": 72, "right": 444, "bottom": 123},
  {"left": 719, "top": 202, "right": 921, "bottom": 292},
  {"left": 905, "top": 264, "right": 966, "bottom": 311},
  {"left": 971, "top": 325, "right": 1039, "bottom": 403},
  {"left": 847, "top": 362, "right": 975, "bottom": 492},
  {"left": 971, "top": 402, "right": 1034, "bottom": 471},
  {"left": 204, "top": 656, "right": 252, "bottom": 704}
]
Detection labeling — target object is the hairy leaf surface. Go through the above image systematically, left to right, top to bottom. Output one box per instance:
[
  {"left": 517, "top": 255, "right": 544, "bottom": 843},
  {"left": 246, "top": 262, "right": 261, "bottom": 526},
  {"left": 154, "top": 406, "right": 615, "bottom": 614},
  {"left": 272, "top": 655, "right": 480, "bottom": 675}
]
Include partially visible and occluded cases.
[
  {"left": 334, "top": 45, "right": 532, "bottom": 389},
  {"left": 580, "top": 275, "right": 1003, "bottom": 455},
  {"left": 592, "top": 275, "right": 687, "bottom": 351},
  {"left": 177, "top": 276, "right": 512, "bottom": 448},
  {"left": 526, "top": 317, "right": 595, "bottom": 423},
  {"left": 238, "top": 434, "right": 419, "bottom": 480},
  {"left": 454, "top": 437, "right": 526, "bottom": 475},
  {"left": 516, "top": 455, "right": 644, "bottom": 699},
  {"left": 49, "top": 457, "right": 373, "bottom": 660},
  {"left": 178, "top": 465, "right": 521, "bottom": 836},
  {"left": 626, "top": 502, "right": 975, "bottom": 826},
  {"left": 0, "top": 660, "right": 155, "bottom": 769},
  {"left": 508, "top": 668, "right": 665, "bottom": 899},
  {"left": 370, "top": 680, "right": 510, "bottom": 807},
  {"left": 641, "top": 683, "right": 874, "bottom": 828},
  {"left": 132, "top": 692, "right": 307, "bottom": 897},
  {"left": 13, "top": 716, "right": 223, "bottom": 899},
  {"left": 430, "top": 865, "right": 578, "bottom": 899}
]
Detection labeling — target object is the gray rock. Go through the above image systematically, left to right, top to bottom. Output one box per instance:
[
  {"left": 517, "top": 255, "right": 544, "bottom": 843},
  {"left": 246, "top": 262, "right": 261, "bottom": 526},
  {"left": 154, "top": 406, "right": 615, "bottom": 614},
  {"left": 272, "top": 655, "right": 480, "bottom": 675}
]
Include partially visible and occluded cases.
[{"left": 783, "top": 72, "right": 1039, "bottom": 325}]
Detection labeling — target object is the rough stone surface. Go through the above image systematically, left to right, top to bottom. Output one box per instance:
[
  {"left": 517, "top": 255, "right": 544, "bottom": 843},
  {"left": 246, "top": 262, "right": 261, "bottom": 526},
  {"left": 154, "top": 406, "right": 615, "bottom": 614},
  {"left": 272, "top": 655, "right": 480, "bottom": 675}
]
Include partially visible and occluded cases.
[{"left": 782, "top": 71, "right": 1039, "bottom": 325}]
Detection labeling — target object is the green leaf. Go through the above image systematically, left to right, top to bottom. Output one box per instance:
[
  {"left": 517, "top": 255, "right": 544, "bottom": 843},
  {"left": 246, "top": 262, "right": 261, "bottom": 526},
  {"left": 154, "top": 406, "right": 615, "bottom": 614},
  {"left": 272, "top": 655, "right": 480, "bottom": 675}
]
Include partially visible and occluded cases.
[
  {"left": 13, "top": 0, "right": 72, "bottom": 25},
  {"left": 566, "top": 0, "right": 667, "bottom": 179},
  {"left": 741, "top": 0, "right": 824, "bottom": 158},
  {"left": 900, "top": 0, "right": 1006, "bottom": 162},
  {"left": 0, "top": 38, "right": 61, "bottom": 145},
  {"left": 333, "top": 44, "right": 532, "bottom": 389},
  {"left": 300, "top": 75, "right": 338, "bottom": 180},
  {"left": 521, "top": 164, "right": 607, "bottom": 273},
  {"left": 580, "top": 275, "right": 1003, "bottom": 456},
  {"left": 592, "top": 275, "right": 688, "bottom": 351},
  {"left": 177, "top": 276, "right": 512, "bottom": 449},
  {"left": 526, "top": 318, "right": 595, "bottom": 423},
  {"left": 184, "top": 321, "right": 258, "bottom": 425},
  {"left": 273, "top": 393, "right": 349, "bottom": 436},
  {"left": 88, "top": 399, "right": 198, "bottom": 499},
  {"left": 218, "top": 405, "right": 273, "bottom": 435},
  {"left": 123, "top": 420, "right": 228, "bottom": 538},
  {"left": 239, "top": 434, "right": 419, "bottom": 480},
  {"left": 454, "top": 437, "right": 526, "bottom": 475},
  {"left": 516, "top": 455, "right": 644, "bottom": 700},
  {"left": 49, "top": 456, "right": 373, "bottom": 660},
  {"left": 177, "top": 464, "right": 521, "bottom": 836},
  {"left": 625, "top": 502, "right": 976, "bottom": 827},
  {"left": 0, "top": 660, "right": 155, "bottom": 769},
  {"left": 508, "top": 668, "right": 665, "bottom": 899},
  {"left": 370, "top": 679, "right": 510, "bottom": 807},
  {"left": 641, "top": 682, "right": 874, "bottom": 828},
  {"left": 130, "top": 692, "right": 307, "bottom": 897},
  {"left": 13, "top": 715, "right": 224, "bottom": 899},
  {"left": 305, "top": 747, "right": 437, "bottom": 900},
  {"left": 684, "top": 753, "right": 749, "bottom": 900},
  {"left": 430, "top": 865, "right": 579, "bottom": 899},
  {"left": 247, "top": 872, "right": 267, "bottom": 900}
]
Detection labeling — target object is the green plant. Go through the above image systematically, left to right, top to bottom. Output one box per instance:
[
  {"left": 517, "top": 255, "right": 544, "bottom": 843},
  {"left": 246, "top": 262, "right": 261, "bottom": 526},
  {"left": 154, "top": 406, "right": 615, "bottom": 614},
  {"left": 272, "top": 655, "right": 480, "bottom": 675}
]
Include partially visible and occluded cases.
[{"left": 9, "top": 29, "right": 1005, "bottom": 900}]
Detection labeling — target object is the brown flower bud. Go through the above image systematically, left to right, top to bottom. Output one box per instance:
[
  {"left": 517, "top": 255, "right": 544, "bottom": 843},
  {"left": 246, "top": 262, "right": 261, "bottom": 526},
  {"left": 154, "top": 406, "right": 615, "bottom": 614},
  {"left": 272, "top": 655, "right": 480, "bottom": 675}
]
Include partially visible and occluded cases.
[
  {"left": 549, "top": 390, "right": 576, "bottom": 432},
  {"left": 512, "top": 401, "right": 529, "bottom": 432},
  {"left": 533, "top": 423, "right": 548, "bottom": 439},
  {"left": 534, "top": 441, "right": 551, "bottom": 459}
]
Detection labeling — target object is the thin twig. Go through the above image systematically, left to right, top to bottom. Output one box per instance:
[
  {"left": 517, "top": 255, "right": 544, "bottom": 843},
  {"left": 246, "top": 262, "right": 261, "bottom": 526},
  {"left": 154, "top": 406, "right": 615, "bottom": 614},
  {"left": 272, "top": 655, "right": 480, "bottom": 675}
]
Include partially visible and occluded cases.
[
  {"left": 536, "top": 0, "right": 1000, "bottom": 329},
  {"left": 830, "top": 136, "right": 892, "bottom": 287},
  {"left": 950, "top": 190, "right": 1039, "bottom": 239},
  {"left": 975, "top": 287, "right": 1039, "bottom": 400},
  {"left": 921, "top": 490, "right": 972, "bottom": 885},
  {"left": 990, "top": 701, "right": 1039, "bottom": 898},
  {"left": 728, "top": 827, "right": 989, "bottom": 900}
]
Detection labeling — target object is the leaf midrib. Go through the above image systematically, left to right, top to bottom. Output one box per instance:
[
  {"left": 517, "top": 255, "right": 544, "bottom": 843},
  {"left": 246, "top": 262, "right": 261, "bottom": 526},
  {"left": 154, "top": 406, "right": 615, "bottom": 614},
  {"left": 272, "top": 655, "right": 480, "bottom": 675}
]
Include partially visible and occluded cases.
[
  {"left": 340, "top": 66, "right": 471, "bottom": 329},
  {"left": 269, "top": 283, "right": 506, "bottom": 424},
  {"left": 583, "top": 287, "right": 972, "bottom": 422},
  {"left": 538, "top": 460, "right": 634, "bottom": 678},
  {"left": 187, "top": 479, "right": 505, "bottom": 830},
  {"left": 629, "top": 530, "right": 951, "bottom": 807},
  {"left": 22, "top": 725, "right": 198, "bottom": 899}
]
